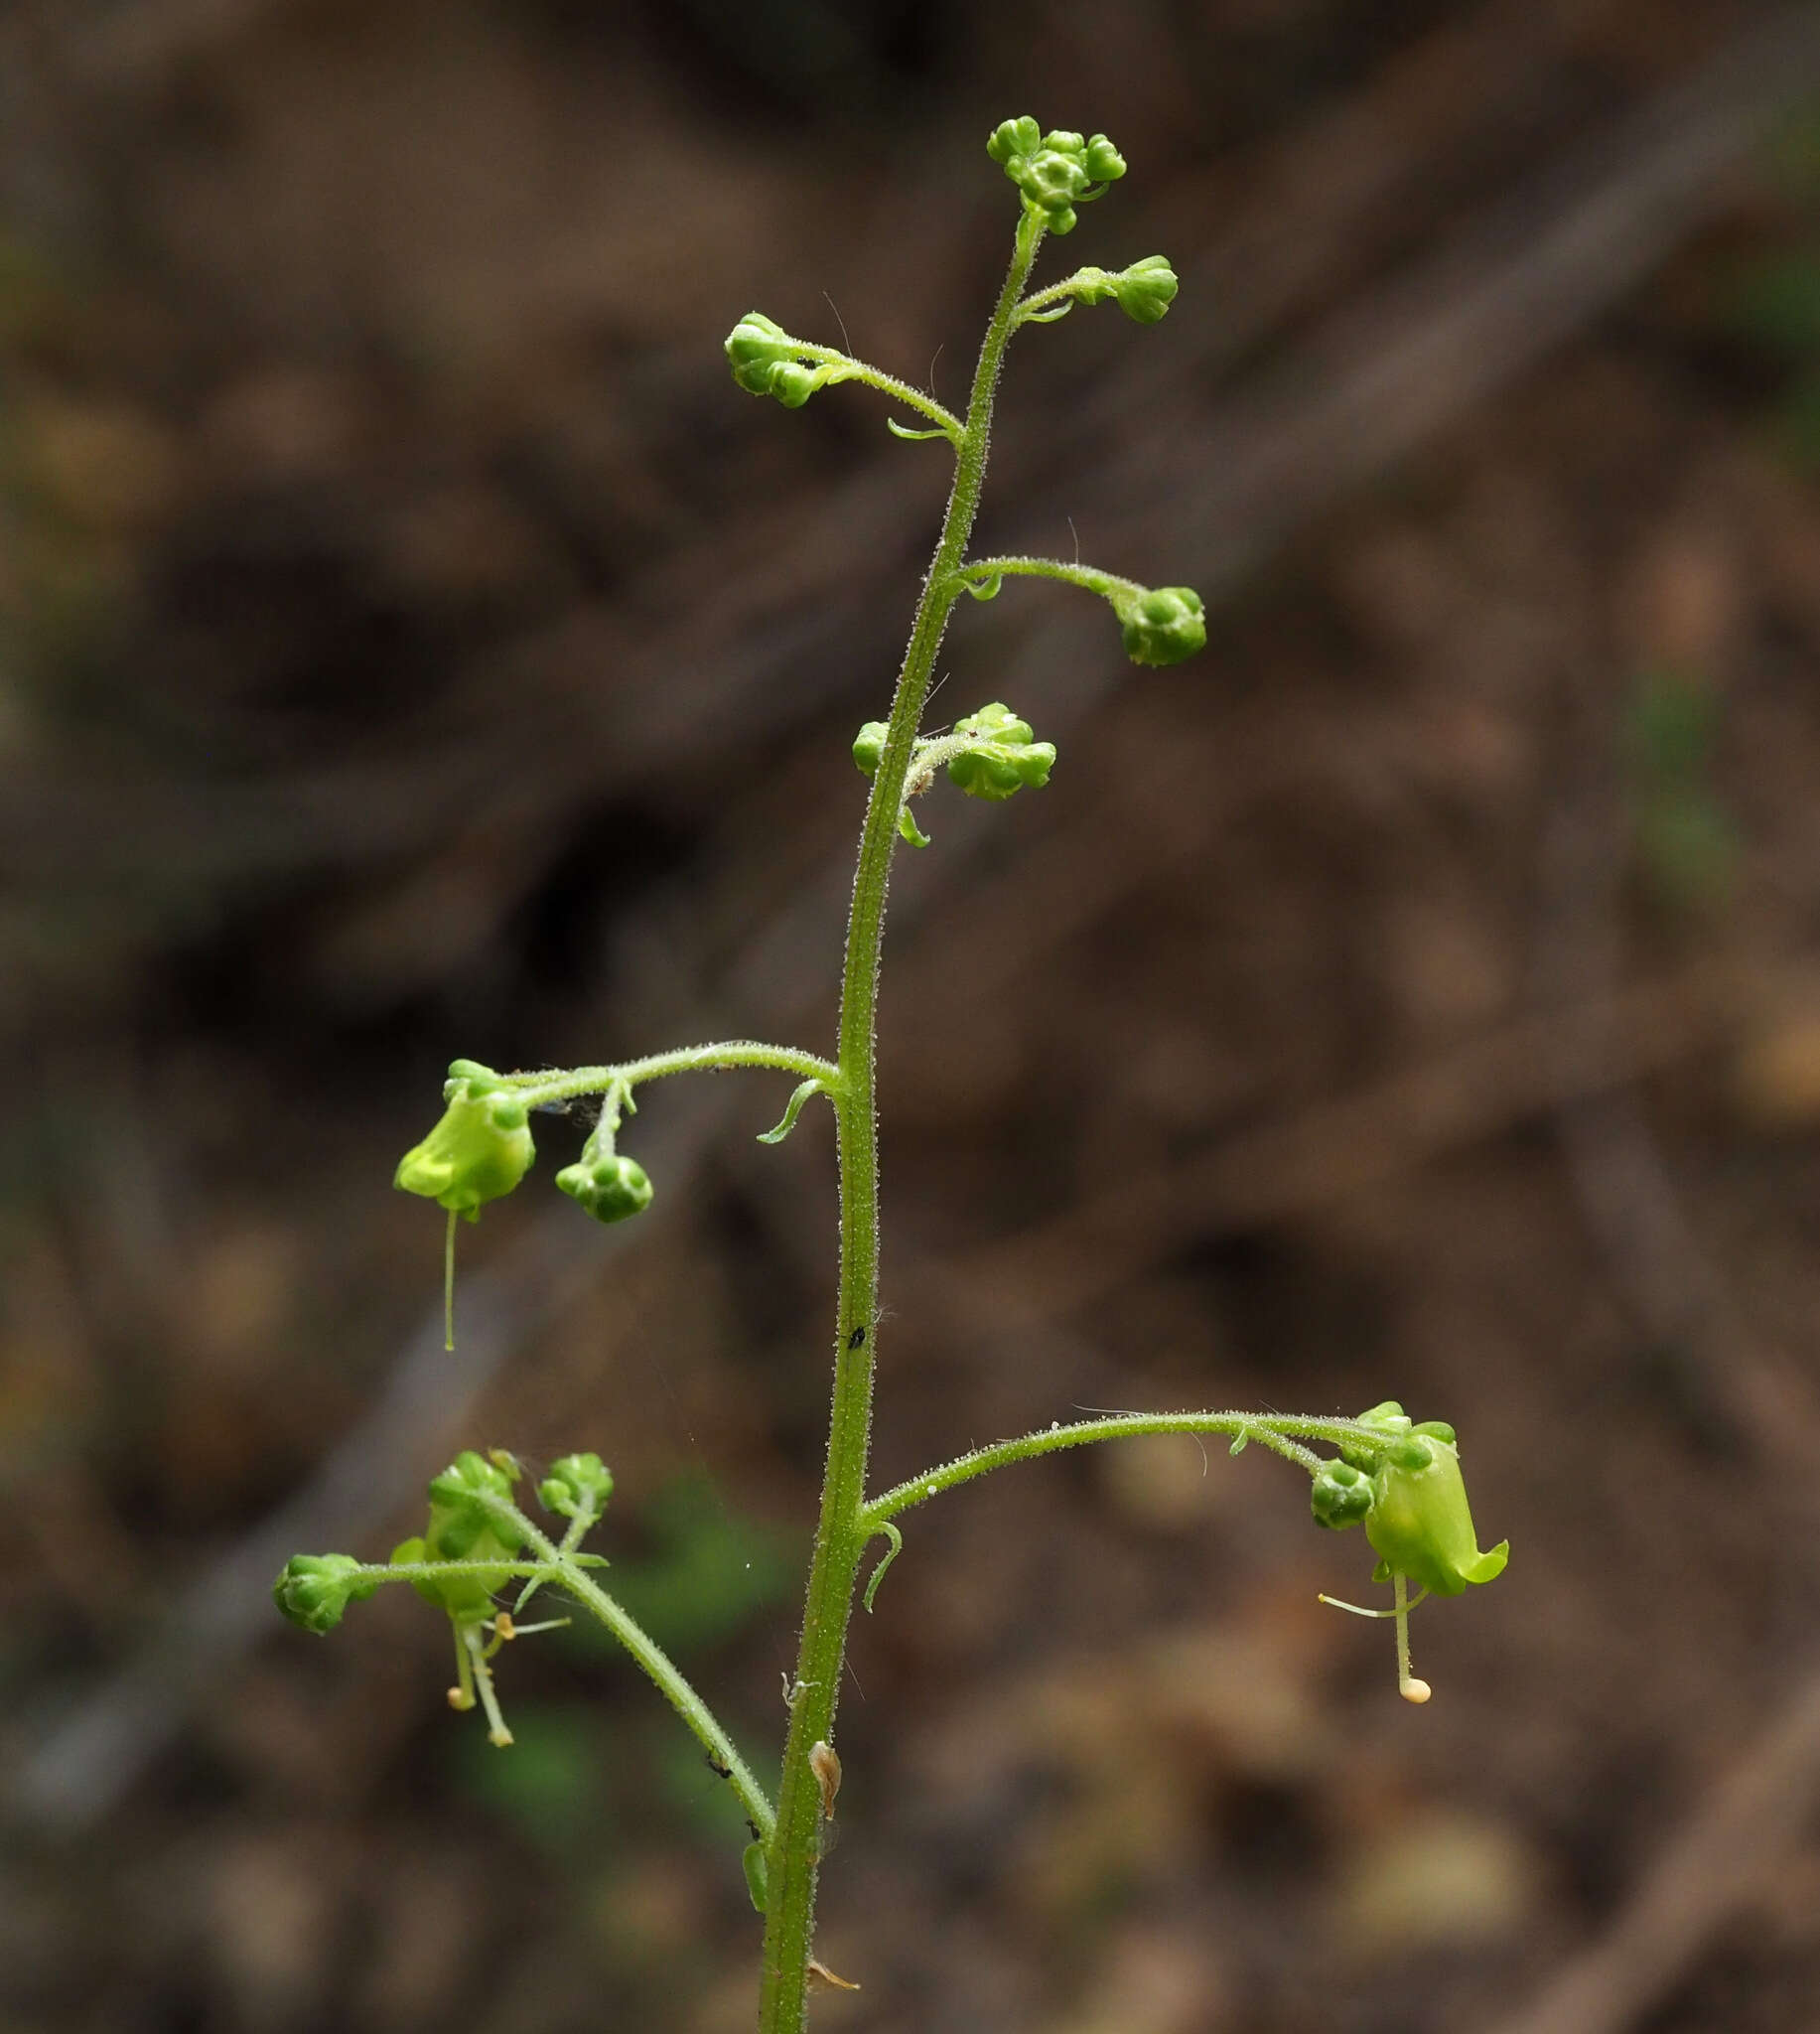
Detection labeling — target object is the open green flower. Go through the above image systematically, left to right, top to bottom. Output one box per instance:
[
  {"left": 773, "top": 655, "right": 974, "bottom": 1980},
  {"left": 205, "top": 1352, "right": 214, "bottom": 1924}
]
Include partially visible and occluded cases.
[
  {"left": 395, "top": 1061, "right": 534, "bottom": 1220},
  {"left": 1313, "top": 1401, "right": 1507, "bottom": 1701},
  {"left": 1364, "top": 1434, "right": 1508, "bottom": 1599},
  {"left": 390, "top": 1450, "right": 534, "bottom": 1745}
]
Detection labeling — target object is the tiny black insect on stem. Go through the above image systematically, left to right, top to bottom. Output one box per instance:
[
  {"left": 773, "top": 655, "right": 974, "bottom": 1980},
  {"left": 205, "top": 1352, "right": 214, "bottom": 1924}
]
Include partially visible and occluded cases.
[
  {"left": 847, "top": 1326, "right": 866, "bottom": 1350},
  {"left": 705, "top": 1750, "right": 733, "bottom": 1780}
]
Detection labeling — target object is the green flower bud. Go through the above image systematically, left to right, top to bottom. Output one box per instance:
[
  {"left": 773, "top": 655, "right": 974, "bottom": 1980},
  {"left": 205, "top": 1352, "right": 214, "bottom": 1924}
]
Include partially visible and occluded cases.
[
  {"left": 986, "top": 116, "right": 1043, "bottom": 167},
  {"left": 986, "top": 117, "right": 1126, "bottom": 232},
  {"left": 1082, "top": 133, "right": 1127, "bottom": 183},
  {"left": 1022, "top": 148, "right": 1089, "bottom": 215},
  {"left": 1111, "top": 255, "right": 1178, "bottom": 325},
  {"left": 726, "top": 312, "right": 796, "bottom": 396},
  {"left": 725, "top": 313, "right": 849, "bottom": 409},
  {"left": 769, "top": 361, "right": 819, "bottom": 409},
  {"left": 1115, "top": 585, "right": 1206, "bottom": 667},
  {"left": 944, "top": 702, "right": 1056, "bottom": 801},
  {"left": 852, "top": 721, "right": 888, "bottom": 778},
  {"left": 395, "top": 1061, "right": 534, "bottom": 1221},
  {"left": 556, "top": 1149, "right": 653, "bottom": 1225},
  {"left": 1364, "top": 1431, "right": 1508, "bottom": 1599},
  {"left": 426, "top": 1449, "right": 524, "bottom": 1565},
  {"left": 386, "top": 1451, "right": 528, "bottom": 1620},
  {"left": 540, "top": 1451, "right": 614, "bottom": 1523},
  {"left": 1310, "top": 1458, "right": 1372, "bottom": 1530},
  {"left": 273, "top": 1552, "right": 375, "bottom": 1635},
  {"left": 743, "top": 1837, "right": 770, "bottom": 1916}
]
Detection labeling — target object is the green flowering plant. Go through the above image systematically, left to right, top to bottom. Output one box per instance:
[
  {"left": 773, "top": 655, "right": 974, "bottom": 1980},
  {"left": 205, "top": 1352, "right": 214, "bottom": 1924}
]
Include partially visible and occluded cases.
[{"left": 278, "top": 121, "right": 1505, "bottom": 2031}]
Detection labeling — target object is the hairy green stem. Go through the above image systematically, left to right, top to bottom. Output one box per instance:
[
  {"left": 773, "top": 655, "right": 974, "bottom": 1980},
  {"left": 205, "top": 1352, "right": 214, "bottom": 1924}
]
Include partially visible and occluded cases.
[
  {"left": 757, "top": 205, "right": 1046, "bottom": 2034},
  {"left": 784, "top": 341, "right": 965, "bottom": 440},
  {"left": 958, "top": 553, "right": 1142, "bottom": 602},
  {"left": 497, "top": 1041, "right": 840, "bottom": 1113},
  {"left": 860, "top": 1411, "right": 1399, "bottom": 1527},
  {"left": 478, "top": 1493, "right": 778, "bottom": 1842}
]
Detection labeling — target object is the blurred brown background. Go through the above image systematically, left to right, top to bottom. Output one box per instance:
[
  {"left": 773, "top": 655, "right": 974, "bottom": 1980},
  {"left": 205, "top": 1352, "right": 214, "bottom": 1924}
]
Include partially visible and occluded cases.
[{"left": 10, "top": 1, "right": 1820, "bottom": 2029}]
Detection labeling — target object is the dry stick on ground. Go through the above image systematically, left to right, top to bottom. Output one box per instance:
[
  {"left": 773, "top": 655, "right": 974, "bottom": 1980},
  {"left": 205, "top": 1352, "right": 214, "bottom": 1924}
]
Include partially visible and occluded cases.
[{"left": 20, "top": 4, "right": 1820, "bottom": 1833}]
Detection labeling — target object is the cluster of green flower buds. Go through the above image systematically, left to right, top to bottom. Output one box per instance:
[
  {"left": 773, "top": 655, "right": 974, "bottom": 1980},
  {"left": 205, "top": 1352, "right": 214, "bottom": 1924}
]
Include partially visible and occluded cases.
[
  {"left": 987, "top": 118, "right": 1126, "bottom": 234},
  {"left": 1061, "top": 256, "right": 1180, "bottom": 325},
  {"left": 725, "top": 312, "right": 850, "bottom": 410},
  {"left": 1112, "top": 585, "right": 1206, "bottom": 667},
  {"left": 853, "top": 701, "right": 1056, "bottom": 846},
  {"left": 942, "top": 703, "right": 1056, "bottom": 799},
  {"left": 395, "top": 1060, "right": 534, "bottom": 1220},
  {"left": 555, "top": 1087, "right": 653, "bottom": 1226},
  {"left": 1311, "top": 1401, "right": 1508, "bottom": 1599},
  {"left": 539, "top": 1450, "right": 615, "bottom": 1527},
  {"left": 272, "top": 1552, "right": 377, "bottom": 1635}
]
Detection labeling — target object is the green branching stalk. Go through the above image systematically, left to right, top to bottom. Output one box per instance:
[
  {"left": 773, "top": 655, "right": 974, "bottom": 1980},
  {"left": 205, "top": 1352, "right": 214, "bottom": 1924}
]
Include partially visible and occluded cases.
[
  {"left": 275, "top": 119, "right": 1509, "bottom": 2034},
  {"left": 497, "top": 1041, "right": 841, "bottom": 1113},
  {"left": 861, "top": 1412, "right": 1382, "bottom": 1528},
  {"left": 480, "top": 1492, "right": 778, "bottom": 1844}
]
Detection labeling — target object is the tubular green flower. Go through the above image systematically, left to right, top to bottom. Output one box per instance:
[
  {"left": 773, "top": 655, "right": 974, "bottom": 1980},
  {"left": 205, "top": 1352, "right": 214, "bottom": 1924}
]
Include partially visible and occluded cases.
[
  {"left": 394, "top": 1061, "right": 534, "bottom": 1220},
  {"left": 1322, "top": 1401, "right": 1507, "bottom": 1598},
  {"left": 1363, "top": 1432, "right": 1508, "bottom": 1598}
]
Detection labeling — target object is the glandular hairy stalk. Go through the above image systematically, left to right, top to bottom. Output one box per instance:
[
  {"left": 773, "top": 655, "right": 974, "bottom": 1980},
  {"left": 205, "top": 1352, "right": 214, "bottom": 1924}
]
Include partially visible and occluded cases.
[{"left": 275, "top": 118, "right": 1506, "bottom": 2033}]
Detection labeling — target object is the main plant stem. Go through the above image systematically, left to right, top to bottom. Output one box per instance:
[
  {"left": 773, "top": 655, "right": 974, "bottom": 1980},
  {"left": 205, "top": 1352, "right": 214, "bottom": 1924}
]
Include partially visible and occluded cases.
[{"left": 757, "top": 209, "right": 1044, "bottom": 2033}]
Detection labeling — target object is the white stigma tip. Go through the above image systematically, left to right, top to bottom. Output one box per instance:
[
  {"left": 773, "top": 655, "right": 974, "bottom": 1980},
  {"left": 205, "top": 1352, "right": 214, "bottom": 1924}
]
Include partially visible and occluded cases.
[{"left": 1400, "top": 1677, "right": 1433, "bottom": 1705}]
